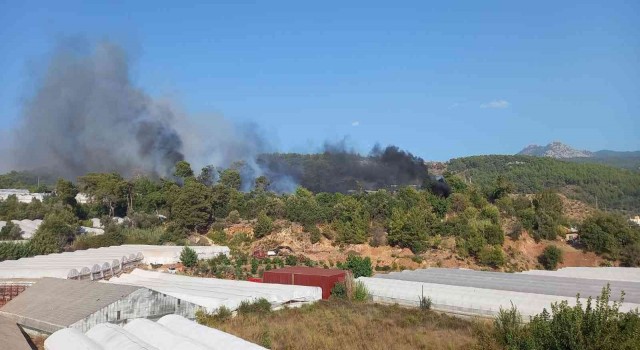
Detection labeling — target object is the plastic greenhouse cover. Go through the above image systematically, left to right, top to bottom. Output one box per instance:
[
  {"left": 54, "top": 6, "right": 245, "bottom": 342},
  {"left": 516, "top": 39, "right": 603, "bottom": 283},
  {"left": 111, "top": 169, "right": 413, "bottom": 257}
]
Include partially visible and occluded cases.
[
  {"left": 0, "top": 245, "right": 229, "bottom": 280},
  {"left": 521, "top": 267, "right": 640, "bottom": 283},
  {"left": 374, "top": 268, "right": 640, "bottom": 303},
  {"left": 108, "top": 269, "right": 322, "bottom": 312},
  {"left": 357, "top": 277, "right": 640, "bottom": 319},
  {"left": 158, "top": 315, "right": 267, "bottom": 350},
  {"left": 46, "top": 316, "right": 266, "bottom": 350},
  {"left": 123, "top": 318, "right": 211, "bottom": 350},
  {"left": 85, "top": 323, "right": 158, "bottom": 350},
  {"left": 44, "top": 328, "right": 104, "bottom": 350}
]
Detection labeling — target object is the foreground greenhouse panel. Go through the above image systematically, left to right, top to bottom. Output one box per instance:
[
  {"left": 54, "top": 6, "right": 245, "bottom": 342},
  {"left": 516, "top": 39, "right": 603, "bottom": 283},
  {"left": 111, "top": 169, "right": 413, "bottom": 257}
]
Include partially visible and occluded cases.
[
  {"left": 0, "top": 245, "right": 229, "bottom": 280},
  {"left": 521, "top": 267, "right": 640, "bottom": 283},
  {"left": 374, "top": 268, "right": 640, "bottom": 303},
  {"left": 108, "top": 269, "right": 322, "bottom": 311},
  {"left": 357, "top": 276, "right": 640, "bottom": 319},
  {"left": 44, "top": 315, "right": 266, "bottom": 350}
]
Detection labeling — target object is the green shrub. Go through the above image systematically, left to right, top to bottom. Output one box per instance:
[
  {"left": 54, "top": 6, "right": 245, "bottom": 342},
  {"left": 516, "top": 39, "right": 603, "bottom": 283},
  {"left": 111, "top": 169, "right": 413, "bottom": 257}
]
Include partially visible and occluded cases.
[
  {"left": 226, "top": 210, "right": 241, "bottom": 224},
  {"left": 254, "top": 212, "right": 273, "bottom": 239},
  {"left": 207, "top": 230, "right": 227, "bottom": 245},
  {"left": 478, "top": 245, "right": 505, "bottom": 268},
  {"left": 538, "top": 245, "right": 563, "bottom": 270},
  {"left": 180, "top": 246, "right": 198, "bottom": 267},
  {"left": 285, "top": 255, "right": 298, "bottom": 266},
  {"left": 339, "top": 255, "right": 373, "bottom": 278},
  {"left": 251, "top": 258, "right": 259, "bottom": 274},
  {"left": 330, "top": 281, "right": 347, "bottom": 299},
  {"left": 353, "top": 281, "right": 370, "bottom": 302},
  {"left": 492, "top": 285, "right": 640, "bottom": 350},
  {"left": 419, "top": 295, "right": 432, "bottom": 311},
  {"left": 237, "top": 298, "right": 272, "bottom": 315},
  {"left": 195, "top": 306, "right": 232, "bottom": 325}
]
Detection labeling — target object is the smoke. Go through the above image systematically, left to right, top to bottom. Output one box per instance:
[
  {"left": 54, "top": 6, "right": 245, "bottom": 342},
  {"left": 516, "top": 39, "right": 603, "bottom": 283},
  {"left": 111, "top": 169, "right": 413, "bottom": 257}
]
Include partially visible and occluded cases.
[
  {"left": 5, "top": 39, "right": 439, "bottom": 195},
  {"left": 8, "top": 39, "right": 274, "bottom": 183},
  {"left": 10, "top": 41, "right": 184, "bottom": 178},
  {"left": 257, "top": 143, "right": 431, "bottom": 193}
]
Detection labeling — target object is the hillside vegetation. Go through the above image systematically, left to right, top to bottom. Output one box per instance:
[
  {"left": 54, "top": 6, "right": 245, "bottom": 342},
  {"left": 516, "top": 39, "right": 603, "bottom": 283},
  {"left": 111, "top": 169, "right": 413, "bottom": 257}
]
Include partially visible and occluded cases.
[{"left": 447, "top": 155, "right": 640, "bottom": 213}]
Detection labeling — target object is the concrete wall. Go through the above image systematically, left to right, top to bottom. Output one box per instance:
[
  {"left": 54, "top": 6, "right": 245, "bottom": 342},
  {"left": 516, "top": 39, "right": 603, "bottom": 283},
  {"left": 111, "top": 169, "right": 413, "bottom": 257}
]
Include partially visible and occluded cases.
[{"left": 69, "top": 288, "right": 202, "bottom": 332}]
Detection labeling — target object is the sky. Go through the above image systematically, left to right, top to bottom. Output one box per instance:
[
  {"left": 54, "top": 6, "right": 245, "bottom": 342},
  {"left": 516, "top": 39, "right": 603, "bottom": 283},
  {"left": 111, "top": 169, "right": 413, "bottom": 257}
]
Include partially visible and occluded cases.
[{"left": 0, "top": 0, "right": 638, "bottom": 161}]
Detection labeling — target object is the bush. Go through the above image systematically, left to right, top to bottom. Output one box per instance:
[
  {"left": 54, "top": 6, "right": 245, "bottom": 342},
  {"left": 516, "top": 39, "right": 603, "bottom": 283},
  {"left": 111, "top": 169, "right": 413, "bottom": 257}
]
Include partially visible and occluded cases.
[
  {"left": 226, "top": 210, "right": 241, "bottom": 224},
  {"left": 253, "top": 212, "right": 273, "bottom": 239},
  {"left": 0, "top": 221, "right": 22, "bottom": 240},
  {"left": 509, "top": 222, "right": 523, "bottom": 240},
  {"left": 306, "top": 224, "right": 321, "bottom": 244},
  {"left": 369, "top": 225, "right": 387, "bottom": 247},
  {"left": 207, "top": 230, "right": 227, "bottom": 245},
  {"left": 0, "top": 241, "right": 34, "bottom": 262},
  {"left": 621, "top": 243, "right": 640, "bottom": 267},
  {"left": 478, "top": 245, "right": 505, "bottom": 268},
  {"left": 538, "top": 245, "right": 563, "bottom": 270},
  {"left": 180, "top": 246, "right": 198, "bottom": 267},
  {"left": 285, "top": 255, "right": 298, "bottom": 266},
  {"left": 339, "top": 255, "right": 373, "bottom": 278},
  {"left": 251, "top": 258, "right": 259, "bottom": 274},
  {"left": 330, "top": 281, "right": 347, "bottom": 299},
  {"left": 353, "top": 281, "right": 370, "bottom": 301},
  {"left": 492, "top": 285, "right": 640, "bottom": 350},
  {"left": 419, "top": 295, "right": 432, "bottom": 311},
  {"left": 237, "top": 298, "right": 272, "bottom": 315},
  {"left": 195, "top": 306, "right": 232, "bottom": 325}
]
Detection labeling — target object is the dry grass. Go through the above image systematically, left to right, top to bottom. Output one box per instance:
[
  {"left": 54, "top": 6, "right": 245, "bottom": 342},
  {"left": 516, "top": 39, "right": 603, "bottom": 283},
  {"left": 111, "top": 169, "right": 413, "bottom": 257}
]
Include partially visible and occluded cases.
[{"left": 200, "top": 299, "right": 491, "bottom": 350}]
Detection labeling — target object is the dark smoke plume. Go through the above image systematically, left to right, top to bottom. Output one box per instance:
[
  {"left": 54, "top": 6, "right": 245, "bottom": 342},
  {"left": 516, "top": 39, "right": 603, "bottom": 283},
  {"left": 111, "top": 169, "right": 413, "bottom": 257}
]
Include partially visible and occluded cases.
[
  {"left": 12, "top": 41, "right": 184, "bottom": 178},
  {"left": 257, "top": 143, "right": 431, "bottom": 193}
]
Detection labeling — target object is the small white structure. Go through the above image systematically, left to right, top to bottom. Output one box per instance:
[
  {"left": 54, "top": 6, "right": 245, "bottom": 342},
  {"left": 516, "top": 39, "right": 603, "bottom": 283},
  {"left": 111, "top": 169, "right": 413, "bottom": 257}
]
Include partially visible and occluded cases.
[
  {"left": 0, "top": 189, "right": 47, "bottom": 203},
  {"left": 75, "top": 193, "right": 91, "bottom": 204},
  {"left": 630, "top": 216, "right": 640, "bottom": 226},
  {"left": 108, "top": 269, "right": 322, "bottom": 312},
  {"left": 44, "top": 315, "right": 267, "bottom": 350}
]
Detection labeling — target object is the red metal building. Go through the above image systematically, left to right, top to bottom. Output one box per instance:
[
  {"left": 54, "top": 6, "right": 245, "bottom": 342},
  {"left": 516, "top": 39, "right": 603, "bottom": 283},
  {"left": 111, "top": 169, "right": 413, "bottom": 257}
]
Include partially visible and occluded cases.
[{"left": 262, "top": 267, "right": 346, "bottom": 299}]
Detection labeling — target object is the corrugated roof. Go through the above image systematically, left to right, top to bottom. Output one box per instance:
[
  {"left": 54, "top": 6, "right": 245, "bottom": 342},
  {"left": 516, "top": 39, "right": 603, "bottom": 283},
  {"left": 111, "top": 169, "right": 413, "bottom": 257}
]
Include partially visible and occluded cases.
[
  {"left": 265, "top": 267, "right": 346, "bottom": 276},
  {"left": 0, "top": 278, "right": 141, "bottom": 332},
  {"left": 0, "top": 315, "right": 31, "bottom": 350}
]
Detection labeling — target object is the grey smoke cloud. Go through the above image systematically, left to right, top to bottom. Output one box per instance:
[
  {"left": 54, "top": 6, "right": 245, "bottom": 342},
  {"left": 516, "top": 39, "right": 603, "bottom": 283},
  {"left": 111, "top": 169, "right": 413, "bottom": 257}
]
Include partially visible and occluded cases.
[{"left": 9, "top": 39, "right": 273, "bottom": 184}]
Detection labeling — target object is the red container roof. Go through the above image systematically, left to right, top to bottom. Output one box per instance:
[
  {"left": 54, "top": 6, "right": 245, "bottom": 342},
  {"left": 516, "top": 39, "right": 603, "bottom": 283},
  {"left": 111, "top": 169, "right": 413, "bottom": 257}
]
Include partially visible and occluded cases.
[{"left": 264, "top": 266, "right": 346, "bottom": 277}]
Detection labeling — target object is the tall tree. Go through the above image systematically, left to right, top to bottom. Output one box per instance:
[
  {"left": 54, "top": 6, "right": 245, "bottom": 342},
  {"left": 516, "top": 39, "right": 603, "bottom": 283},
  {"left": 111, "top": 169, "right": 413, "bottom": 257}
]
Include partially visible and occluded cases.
[{"left": 78, "top": 173, "right": 128, "bottom": 217}]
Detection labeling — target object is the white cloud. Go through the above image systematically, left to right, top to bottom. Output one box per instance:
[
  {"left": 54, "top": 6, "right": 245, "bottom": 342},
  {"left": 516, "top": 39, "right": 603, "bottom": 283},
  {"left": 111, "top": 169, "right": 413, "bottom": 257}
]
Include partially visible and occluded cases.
[
  {"left": 480, "top": 99, "right": 510, "bottom": 109},
  {"left": 351, "top": 121, "right": 360, "bottom": 127}
]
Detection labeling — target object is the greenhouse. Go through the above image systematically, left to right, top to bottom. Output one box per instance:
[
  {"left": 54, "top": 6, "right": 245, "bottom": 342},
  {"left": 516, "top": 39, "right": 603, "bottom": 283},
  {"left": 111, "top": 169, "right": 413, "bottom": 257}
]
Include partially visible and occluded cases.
[
  {"left": 0, "top": 245, "right": 230, "bottom": 280},
  {"left": 521, "top": 267, "right": 640, "bottom": 283},
  {"left": 358, "top": 268, "right": 640, "bottom": 319},
  {"left": 374, "top": 268, "right": 640, "bottom": 303},
  {"left": 107, "top": 269, "right": 322, "bottom": 312},
  {"left": 44, "top": 315, "right": 267, "bottom": 350}
]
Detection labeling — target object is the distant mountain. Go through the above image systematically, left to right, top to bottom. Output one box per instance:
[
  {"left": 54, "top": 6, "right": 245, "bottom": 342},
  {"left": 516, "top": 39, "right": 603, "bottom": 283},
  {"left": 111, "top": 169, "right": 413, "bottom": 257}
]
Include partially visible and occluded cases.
[
  {"left": 517, "top": 142, "right": 640, "bottom": 171},
  {"left": 518, "top": 142, "right": 592, "bottom": 158}
]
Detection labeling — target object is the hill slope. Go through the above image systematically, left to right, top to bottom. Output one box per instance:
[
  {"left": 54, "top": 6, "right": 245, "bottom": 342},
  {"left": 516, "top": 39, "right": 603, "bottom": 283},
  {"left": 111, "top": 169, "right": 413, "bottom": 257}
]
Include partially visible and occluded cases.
[{"left": 447, "top": 155, "right": 640, "bottom": 212}]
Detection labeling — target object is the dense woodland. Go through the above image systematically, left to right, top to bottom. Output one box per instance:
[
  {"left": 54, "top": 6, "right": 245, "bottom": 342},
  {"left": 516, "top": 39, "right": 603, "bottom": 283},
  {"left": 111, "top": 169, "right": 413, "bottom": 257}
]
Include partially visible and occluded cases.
[
  {"left": 448, "top": 155, "right": 640, "bottom": 213},
  {"left": 1, "top": 159, "right": 639, "bottom": 268}
]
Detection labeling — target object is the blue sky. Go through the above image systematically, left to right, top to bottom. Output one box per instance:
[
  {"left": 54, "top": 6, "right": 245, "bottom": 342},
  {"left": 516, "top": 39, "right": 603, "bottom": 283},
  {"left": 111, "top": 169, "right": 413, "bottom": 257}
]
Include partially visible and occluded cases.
[{"left": 1, "top": 1, "right": 638, "bottom": 161}]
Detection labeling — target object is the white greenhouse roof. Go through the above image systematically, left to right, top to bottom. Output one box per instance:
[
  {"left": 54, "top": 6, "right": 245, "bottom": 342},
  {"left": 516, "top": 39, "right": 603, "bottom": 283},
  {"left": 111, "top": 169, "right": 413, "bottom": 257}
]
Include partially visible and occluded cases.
[
  {"left": 0, "top": 245, "right": 229, "bottom": 280},
  {"left": 521, "top": 267, "right": 640, "bottom": 283},
  {"left": 375, "top": 268, "right": 640, "bottom": 303},
  {"left": 107, "top": 269, "right": 322, "bottom": 312},
  {"left": 357, "top": 276, "right": 640, "bottom": 319},
  {"left": 44, "top": 315, "right": 266, "bottom": 350}
]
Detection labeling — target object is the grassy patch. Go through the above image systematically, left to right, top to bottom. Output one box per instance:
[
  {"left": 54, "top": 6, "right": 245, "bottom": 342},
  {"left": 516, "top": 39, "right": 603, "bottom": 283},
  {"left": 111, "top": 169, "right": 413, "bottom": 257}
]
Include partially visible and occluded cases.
[{"left": 198, "top": 299, "right": 487, "bottom": 350}]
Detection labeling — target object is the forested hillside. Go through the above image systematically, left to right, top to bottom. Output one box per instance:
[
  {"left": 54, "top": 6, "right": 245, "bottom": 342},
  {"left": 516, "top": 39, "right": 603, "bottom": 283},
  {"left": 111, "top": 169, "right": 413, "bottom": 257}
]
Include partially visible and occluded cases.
[{"left": 447, "top": 155, "right": 640, "bottom": 213}]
